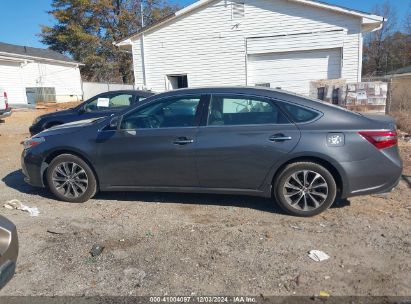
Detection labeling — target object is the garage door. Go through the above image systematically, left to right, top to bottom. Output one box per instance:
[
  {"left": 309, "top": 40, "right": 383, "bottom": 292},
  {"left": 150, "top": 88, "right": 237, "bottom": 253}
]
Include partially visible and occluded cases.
[{"left": 247, "top": 48, "right": 342, "bottom": 96}]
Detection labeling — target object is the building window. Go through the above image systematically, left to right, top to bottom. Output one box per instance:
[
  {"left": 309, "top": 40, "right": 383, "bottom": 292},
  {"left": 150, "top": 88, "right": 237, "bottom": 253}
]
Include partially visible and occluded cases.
[
  {"left": 232, "top": 1, "right": 245, "bottom": 19},
  {"left": 167, "top": 75, "right": 188, "bottom": 90},
  {"left": 255, "top": 83, "right": 271, "bottom": 88}
]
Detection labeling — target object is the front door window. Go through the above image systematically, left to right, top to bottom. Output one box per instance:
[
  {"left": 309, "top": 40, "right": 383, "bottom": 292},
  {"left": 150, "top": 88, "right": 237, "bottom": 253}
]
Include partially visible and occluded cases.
[{"left": 120, "top": 96, "right": 201, "bottom": 129}]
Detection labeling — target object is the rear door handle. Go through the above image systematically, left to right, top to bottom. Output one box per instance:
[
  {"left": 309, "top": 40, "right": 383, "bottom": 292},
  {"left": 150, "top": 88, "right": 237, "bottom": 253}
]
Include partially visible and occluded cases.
[
  {"left": 269, "top": 134, "right": 292, "bottom": 142},
  {"left": 173, "top": 137, "right": 194, "bottom": 145}
]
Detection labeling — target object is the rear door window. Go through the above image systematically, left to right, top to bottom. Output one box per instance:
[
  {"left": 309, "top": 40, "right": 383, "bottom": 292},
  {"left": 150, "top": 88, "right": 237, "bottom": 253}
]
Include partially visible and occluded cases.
[
  {"left": 85, "top": 93, "right": 134, "bottom": 112},
  {"left": 207, "top": 95, "right": 289, "bottom": 126},
  {"left": 282, "top": 103, "right": 320, "bottom": 123}
]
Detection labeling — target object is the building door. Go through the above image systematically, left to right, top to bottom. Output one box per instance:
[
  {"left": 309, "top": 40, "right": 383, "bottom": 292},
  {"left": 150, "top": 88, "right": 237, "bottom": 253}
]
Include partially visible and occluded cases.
[{"left": 25, "top": 89, "right": 36, "bottom": 104}]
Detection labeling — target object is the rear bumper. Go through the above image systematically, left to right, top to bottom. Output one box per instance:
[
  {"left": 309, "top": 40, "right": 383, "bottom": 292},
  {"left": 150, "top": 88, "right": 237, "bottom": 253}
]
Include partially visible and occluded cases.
[
  {"left": 0, "top": 108, "right": 12, "bottom": 119},
  {"left": 340, "top": 148, "right": 403, "bottom": 198}
]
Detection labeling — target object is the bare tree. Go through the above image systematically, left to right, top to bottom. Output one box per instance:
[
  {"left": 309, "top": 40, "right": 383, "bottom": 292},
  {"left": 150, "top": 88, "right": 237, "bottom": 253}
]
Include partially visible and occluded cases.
[
  {"left": 41, "top": 0, "right": 178, "bottom": 83},
  {"left": 363, "top": 1, "right": 398, "bottom": 76},
  {"left": 405, "top": 3, "right": 411, "bottom": 34}
]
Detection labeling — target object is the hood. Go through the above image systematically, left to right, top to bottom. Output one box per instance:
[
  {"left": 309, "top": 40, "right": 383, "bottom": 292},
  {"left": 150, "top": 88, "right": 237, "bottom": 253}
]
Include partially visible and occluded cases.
[
  {"left": 37, "top": 108, "right": 77, "bottom": 121},
  {"left": 37, "top": 117, "right": 105, "bottom": 137}
]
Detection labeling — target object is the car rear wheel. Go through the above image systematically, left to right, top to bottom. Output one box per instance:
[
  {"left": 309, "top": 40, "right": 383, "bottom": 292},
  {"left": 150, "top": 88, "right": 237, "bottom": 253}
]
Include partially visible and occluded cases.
[
  {"left": 46, "top": 154, "right": 97, "bottom": 203},
  {"left": 274, "top": 162, "right": 337, "bottom": 217}
]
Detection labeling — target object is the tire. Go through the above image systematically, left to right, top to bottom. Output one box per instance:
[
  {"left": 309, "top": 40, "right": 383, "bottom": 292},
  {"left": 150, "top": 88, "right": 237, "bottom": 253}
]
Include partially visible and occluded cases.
[
  {"left": 46, "top": 154, "right": 97, "bottom": 203},
  {"left": 273, "top": 162, "right": 337, "bottom": 217}
]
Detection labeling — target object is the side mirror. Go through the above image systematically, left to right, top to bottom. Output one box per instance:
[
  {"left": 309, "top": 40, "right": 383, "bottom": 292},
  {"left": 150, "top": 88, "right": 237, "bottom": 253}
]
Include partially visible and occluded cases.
[{"left": 109, "top": 116, "right": 120, "bottom": 129}]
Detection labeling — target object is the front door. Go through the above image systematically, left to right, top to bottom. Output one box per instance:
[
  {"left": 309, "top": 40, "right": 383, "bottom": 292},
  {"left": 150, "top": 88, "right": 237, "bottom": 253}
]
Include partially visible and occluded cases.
[
  {"left": 196, "top": 94, "right": 301, "bottom": 190},
  {"left": 95, "top": 95, "right": 204, "bottom": 188}
]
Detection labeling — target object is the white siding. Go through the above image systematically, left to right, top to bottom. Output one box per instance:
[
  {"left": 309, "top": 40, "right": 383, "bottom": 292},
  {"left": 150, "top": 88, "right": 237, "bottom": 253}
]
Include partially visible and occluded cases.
[
  {"left": 131, "top": 0, "right": 363, "bottom": 94},
  {"left": 133, "top": 0, "right": 246, "bottom": 91},
  {"left": 246, "top": 31, "right": 345, "bottom": 54},
  {"left": 131, "top": 39, "right": 145, "bottom": 89},
  {"left": 0, "top": 60, "right": 82, "bottom": 104},
  {"left": 0, "top": 60, "right": 27, "bottom": 103},
  {"left": 21, "top": 62, "right": 82, "bottom": 103}
]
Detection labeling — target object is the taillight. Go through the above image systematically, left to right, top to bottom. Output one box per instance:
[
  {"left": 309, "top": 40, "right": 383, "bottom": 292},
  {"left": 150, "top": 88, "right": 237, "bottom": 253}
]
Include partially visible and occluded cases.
[
  {"left": 4, "top": 91, "right": 8, "bottom": 109},
  {"left": 359, "top": 130, "right": 398, "bottom": 150}
]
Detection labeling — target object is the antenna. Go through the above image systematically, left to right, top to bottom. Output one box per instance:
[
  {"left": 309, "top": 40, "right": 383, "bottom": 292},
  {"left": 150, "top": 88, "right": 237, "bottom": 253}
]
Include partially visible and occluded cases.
[{"left": 141, "top": 1, "right": 145, "bottom": 28}]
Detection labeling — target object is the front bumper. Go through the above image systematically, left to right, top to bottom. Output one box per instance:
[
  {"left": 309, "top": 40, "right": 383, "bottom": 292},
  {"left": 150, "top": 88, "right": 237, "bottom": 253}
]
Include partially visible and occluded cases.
[
  {"left": 0, "top": 108, "right": 12, "bottom": 119},
  {"left": 21, "top": 150, "right": 45, "bottom": 188}
]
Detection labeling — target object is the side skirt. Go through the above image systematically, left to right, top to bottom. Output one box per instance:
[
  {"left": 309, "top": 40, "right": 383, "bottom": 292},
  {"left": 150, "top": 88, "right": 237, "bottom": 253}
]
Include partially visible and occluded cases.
[{"left": 102, "top": 185, "right": 272, "bottom": 198}]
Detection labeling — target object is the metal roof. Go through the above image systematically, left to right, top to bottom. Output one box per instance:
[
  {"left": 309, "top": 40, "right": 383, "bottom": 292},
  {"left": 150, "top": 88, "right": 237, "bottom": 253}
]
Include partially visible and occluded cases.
[{"left": 0, "top": 41, "right": 79, "bottom": 64}]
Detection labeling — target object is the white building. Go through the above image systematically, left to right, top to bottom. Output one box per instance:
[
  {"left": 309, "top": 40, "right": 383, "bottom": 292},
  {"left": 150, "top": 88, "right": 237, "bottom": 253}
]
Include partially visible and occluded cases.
[
  {"left": 117, "top": 0, "right": 383, "bottom": 96},
  {"left": 0, "top": 42, "right": 82, "bottom": 104}
]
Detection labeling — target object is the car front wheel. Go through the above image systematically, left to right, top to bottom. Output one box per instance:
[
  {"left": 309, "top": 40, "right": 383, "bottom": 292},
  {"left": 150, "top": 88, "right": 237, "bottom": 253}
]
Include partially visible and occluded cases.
[
  {"left": 46, "top": 154, "right": 97, "bottom": 203},
  {"left": 274, "top": 162, "right": 337, "bottom": 217}
]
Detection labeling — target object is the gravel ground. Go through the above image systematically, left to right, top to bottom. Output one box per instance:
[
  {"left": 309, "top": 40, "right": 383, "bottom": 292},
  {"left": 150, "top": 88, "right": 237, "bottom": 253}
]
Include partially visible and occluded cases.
[{"left": 0, "top": 110, "right": 410, "bottom": 297}]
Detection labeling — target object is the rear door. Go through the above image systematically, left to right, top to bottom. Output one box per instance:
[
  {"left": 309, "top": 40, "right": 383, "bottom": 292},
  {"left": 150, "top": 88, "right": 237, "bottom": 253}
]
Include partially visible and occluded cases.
[{"left": 195, "top": 94, "right": 301, "bottom": 190}]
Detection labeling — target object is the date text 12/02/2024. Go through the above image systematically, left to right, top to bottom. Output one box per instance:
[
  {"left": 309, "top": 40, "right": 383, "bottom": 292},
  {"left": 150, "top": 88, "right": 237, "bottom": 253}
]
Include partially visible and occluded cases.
[{"left": 149, "top": 296, "right": 257, "bottom": 303}]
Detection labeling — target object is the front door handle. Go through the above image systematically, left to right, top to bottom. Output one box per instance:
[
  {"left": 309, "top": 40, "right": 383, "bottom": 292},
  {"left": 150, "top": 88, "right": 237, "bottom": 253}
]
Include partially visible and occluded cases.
[
  {"left": 269, "top": 134, "right": 292, "bottom": 142},
  {"left": 173, "top": 137, "right": 194, "bottom": 145}
]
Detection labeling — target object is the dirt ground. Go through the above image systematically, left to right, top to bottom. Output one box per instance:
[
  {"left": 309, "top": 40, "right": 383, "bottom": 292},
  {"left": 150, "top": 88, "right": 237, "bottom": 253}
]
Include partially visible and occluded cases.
[{"left": 0, "top": 109, "right": 410, "bottom": 297}]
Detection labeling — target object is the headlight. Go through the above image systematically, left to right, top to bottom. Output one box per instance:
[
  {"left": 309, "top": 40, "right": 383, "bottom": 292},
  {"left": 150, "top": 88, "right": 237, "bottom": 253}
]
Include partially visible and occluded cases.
[
  {"left": 32, "top": 117, "right": 41, "bottom": 125},
  {"left": 22, "top": 137, "right": 45, "bottom": 150}
]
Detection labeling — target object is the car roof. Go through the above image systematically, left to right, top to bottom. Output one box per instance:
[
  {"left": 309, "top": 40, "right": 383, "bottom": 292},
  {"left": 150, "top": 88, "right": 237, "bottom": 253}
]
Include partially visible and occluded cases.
[
  {"left": 147, "top": 86, "right": 367, "bottom": 121},
  {"left": 147, "top": 86, "right": 337, "bottom": 112},
  {"left": 151, "top": 86, "right": 316, "bottom": 100},
  {"left": 98, "top": 90, "right": 155, "bottom": 97}
]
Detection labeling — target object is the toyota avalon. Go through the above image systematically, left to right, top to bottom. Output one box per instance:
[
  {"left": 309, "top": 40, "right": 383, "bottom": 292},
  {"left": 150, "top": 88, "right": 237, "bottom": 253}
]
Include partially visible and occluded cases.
[{"left": 21, "top": 87, "right": 403, "bottom": 217}]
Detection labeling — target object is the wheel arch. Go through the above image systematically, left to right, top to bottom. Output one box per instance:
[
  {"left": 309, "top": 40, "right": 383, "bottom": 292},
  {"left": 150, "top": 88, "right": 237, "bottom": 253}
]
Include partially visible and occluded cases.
[
  {"left": 42, "top": 149, "right": 100, "bottom": 189},
  {"left": 270, "top": 155, "right": 347, "bottom": 197}
]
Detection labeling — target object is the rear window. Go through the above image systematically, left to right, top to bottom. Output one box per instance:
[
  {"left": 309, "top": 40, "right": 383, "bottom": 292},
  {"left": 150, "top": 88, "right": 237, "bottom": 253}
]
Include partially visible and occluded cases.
[{"left": 282, "top": 103, "right": 320, "bottom": 123}]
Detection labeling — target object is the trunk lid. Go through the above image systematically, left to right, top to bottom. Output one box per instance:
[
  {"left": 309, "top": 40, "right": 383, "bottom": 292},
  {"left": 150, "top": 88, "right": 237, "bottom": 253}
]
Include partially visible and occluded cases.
[{"left": 362, "top": 114, "right": 397, "bottom": 130}]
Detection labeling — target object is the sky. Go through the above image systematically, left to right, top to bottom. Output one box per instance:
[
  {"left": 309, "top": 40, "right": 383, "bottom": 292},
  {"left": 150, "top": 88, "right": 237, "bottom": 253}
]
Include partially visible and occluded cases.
[{"left": 0, "top": 0, "right": 409, "bottom": 48}]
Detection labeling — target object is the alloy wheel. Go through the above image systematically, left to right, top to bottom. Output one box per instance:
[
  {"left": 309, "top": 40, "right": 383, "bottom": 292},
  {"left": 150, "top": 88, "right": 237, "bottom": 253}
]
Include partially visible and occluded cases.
[
  {"left": 51, "top": 162, "right": 89, "bottom": 198},
  {"left": 283, "top": 170, "right": 329, "bottom": 211}
]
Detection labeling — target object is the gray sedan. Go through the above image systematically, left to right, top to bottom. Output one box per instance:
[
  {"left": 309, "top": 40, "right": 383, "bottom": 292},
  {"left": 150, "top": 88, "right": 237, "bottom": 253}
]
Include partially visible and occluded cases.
[{"left": 21, "top": 87, "right": 403, "bottom": 217}]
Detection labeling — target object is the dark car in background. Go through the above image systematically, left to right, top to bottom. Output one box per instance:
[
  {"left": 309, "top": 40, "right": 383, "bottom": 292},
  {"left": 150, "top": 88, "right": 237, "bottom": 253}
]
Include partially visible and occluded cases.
[
  {"left": 21, "top": 87, "right": 402, "bottom": 217},
  {"left": 29, "top": 90, "right": 154, "bottom": 135},
  {"left": 0, "top": 215, "right": 18, "bottom": 290}
]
